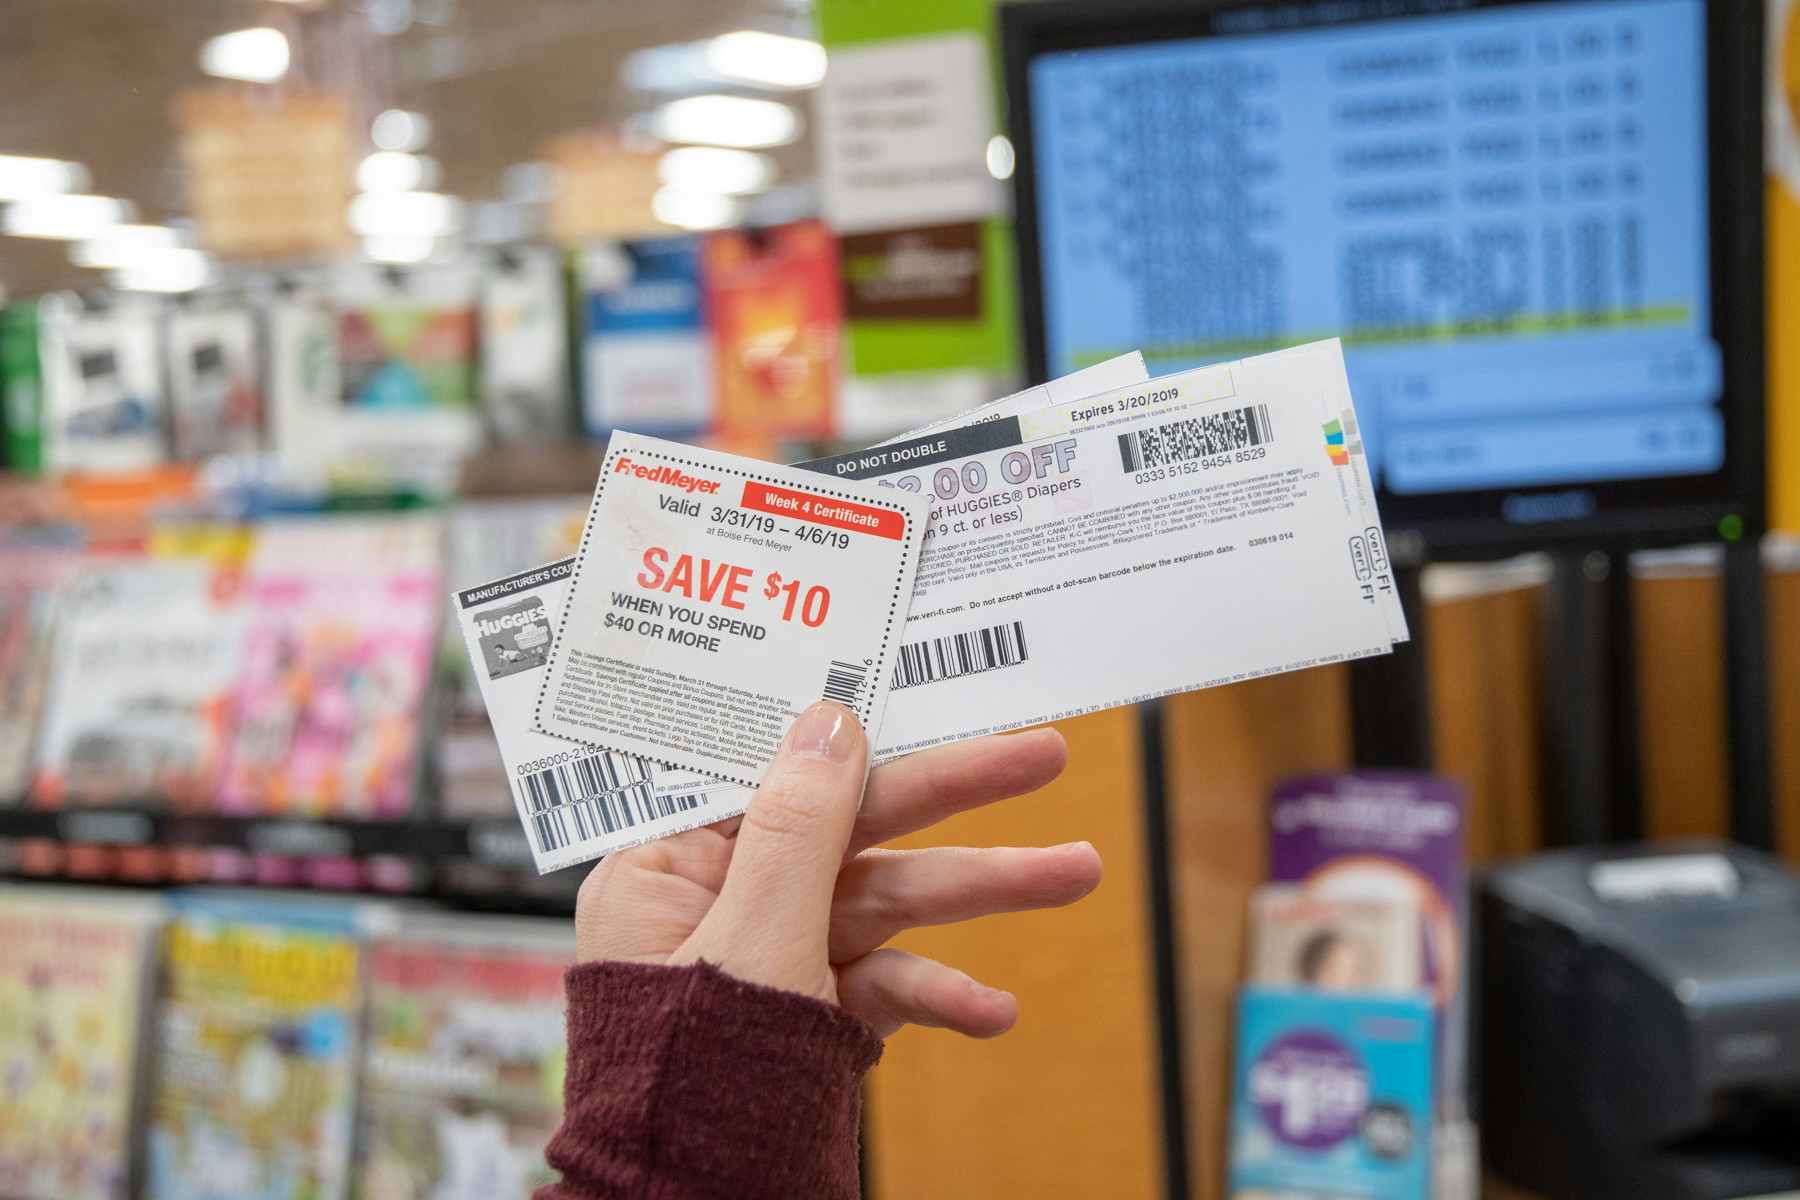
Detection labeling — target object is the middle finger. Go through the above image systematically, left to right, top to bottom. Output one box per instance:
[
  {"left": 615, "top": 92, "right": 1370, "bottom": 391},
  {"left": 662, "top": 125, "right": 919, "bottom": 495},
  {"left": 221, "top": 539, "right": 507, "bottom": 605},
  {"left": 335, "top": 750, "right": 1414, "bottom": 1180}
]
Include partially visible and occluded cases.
[{"left": 827, "top": 841, "right": 1102, "bottom": 963}]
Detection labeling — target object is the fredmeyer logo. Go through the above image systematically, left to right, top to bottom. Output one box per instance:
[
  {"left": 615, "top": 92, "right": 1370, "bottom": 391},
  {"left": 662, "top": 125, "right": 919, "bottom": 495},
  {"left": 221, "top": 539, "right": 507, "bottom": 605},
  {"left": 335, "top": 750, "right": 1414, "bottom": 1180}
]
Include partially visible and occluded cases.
[{"left": 613, "top": 454, "right": 722, "bottom": 495}]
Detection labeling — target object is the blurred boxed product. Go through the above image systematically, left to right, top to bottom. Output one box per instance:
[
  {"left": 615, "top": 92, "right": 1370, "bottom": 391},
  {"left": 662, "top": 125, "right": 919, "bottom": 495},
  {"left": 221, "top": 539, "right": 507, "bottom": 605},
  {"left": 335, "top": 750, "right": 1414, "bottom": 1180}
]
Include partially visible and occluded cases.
[
  {"left": 702, "top": 219, "right": 842, "bottom": 440},
  {"left": 580, "top": 237, "right": 712, "bottom": 437},
  {"left": 479, "top": 246, "right": 572, "bottom": 443},
  {"left": 37, "top": 294, "right": 169, "bottom": 475},
  {"left": 164, "top": 302, "right": 263, "bottom": 461},
  {"left": 1268, "top": 771, "right": 1468, "bottom": 1107},
  {"left": 1227, "top": 772, "right": 1474, "bottom": 1200},
  {"left": 1229, "top": 988, "right": 1434, "bottom": 1200}
]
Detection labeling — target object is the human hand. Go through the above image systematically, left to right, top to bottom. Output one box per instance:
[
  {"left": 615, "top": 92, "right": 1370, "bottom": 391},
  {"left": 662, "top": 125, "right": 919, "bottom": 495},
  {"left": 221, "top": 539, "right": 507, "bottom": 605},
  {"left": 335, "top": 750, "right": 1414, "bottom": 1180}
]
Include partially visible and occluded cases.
[{"left": 574, "top": 702, "right": 1100, "bottom": 1038}]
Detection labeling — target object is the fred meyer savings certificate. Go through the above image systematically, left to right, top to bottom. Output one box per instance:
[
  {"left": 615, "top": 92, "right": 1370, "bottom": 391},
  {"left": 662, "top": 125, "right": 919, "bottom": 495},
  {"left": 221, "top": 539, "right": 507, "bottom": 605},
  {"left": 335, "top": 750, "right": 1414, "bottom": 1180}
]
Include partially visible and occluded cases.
[
  {"left": 795, "top": 338, "right": 1406, "bottom": 760},
  {"left": 532, "top": 433, "right": 930, "bottom": 789}
]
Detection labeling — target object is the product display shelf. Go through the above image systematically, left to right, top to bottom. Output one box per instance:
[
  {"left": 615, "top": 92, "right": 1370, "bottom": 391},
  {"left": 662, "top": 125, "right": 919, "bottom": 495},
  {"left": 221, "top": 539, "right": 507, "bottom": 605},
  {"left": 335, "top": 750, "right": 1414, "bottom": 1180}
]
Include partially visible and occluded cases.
[{"left": 0, "top": 797, "right": 582, "bottom": 915}]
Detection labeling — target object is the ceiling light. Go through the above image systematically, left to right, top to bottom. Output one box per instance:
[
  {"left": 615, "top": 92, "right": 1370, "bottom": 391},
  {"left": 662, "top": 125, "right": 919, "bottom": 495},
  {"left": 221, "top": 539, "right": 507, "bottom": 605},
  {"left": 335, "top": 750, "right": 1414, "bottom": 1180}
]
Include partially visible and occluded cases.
[
  {"left": 199, "top": 27, "right": 291, "bottom": 83},
  {"left": 705, "top": 31, "right": 827, "bottom": 90},
  {"left": 653, "top": 95, "right": 800, "bottom": 149},
  {"left": 371, "top": 109, "right": 432, "bottom": 152},
  {"left": 986, "top": 135, "right": 1016, "bottom": 181},
  {"left": 658, "top": 146, "right": 775, "bottom": 196},
  {"left": 356, "top": 151, "right": 440, "bottom": 193},
  {"left": 0, "top": 155, "right": 90, "bottom": 201},
  {"left": 652, "top": 186, "right": 739, "bottom": 231},
  {"left": 347, "top": 191, "right": 461, "bottom": 237},
  {"left": 2, "top": 194, "right": 134, "bottom": 240},
  {"left": 69, "top": 224, "right": 181, "bottom": 269},
  {"left": 363, "top": 235, "right": 436, "bottom": 264},
  {"left": 109, "top": 248, "right": 212, "bottom": 293}
]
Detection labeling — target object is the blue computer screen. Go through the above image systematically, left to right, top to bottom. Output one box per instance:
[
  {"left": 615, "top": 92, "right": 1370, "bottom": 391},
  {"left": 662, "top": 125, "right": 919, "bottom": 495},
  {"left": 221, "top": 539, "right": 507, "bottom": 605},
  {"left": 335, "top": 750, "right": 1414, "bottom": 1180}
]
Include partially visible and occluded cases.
[{"left": 1029, "top": 0, "right": 1720, "bottom": 496}]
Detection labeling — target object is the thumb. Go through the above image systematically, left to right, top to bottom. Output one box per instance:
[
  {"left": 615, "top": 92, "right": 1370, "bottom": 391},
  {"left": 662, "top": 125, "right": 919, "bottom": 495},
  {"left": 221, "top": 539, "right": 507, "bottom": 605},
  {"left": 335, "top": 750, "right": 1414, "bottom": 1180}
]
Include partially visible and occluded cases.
[{"left": 673, "top": 702, "right": 867, "bottom": 995}]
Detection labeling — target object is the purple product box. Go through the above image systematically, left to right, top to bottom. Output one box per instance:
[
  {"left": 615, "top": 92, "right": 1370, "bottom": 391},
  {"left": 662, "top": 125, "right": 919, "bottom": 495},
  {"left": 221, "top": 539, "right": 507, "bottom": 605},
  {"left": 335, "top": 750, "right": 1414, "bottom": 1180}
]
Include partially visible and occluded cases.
[{"left": 1268, "top": 770, "right": 1467, "bottom": 1113}]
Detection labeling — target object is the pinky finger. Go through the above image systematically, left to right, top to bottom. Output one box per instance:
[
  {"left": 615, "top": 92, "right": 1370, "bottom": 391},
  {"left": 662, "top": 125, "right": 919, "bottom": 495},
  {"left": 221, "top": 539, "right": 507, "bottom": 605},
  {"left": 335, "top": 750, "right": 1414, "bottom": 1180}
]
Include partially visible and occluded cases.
[{"left": 835, "top": 947, "right": 1018, "bottom": 1040}]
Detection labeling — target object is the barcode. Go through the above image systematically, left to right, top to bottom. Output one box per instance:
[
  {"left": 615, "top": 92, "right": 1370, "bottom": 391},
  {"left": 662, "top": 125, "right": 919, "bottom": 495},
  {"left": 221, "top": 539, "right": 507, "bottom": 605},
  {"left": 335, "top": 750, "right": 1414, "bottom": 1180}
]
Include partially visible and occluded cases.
[
  {"left": 1117, "top": 404, "right": 1275, "bottom": 472},
  {"left": 891, "top": 621, "right": 1029, "bottom": 690},
  {"left": 821, "top": 659, "right": 868, "bottom": 707},
  {"left": 522, "top": 751, "right": 651, "bottom": 815},
  {"left": 530, "top": 783, "right": 705, "bottom": 854}
]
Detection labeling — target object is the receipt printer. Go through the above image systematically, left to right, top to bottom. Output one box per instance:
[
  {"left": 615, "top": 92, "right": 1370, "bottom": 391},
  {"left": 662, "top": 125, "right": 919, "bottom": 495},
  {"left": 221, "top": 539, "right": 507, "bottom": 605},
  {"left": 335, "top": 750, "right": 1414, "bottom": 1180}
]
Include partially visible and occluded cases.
[{"left": 1479, "top": 842, "right": 1800, "bottom": 1199}]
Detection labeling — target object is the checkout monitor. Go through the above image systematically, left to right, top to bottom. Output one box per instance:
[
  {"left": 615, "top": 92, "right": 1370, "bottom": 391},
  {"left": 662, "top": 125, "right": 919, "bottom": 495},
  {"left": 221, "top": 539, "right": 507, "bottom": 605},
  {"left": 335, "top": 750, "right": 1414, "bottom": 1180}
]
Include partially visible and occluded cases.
[{"left": 1004, "top": 0, "right": 1764, "bottom": 550}]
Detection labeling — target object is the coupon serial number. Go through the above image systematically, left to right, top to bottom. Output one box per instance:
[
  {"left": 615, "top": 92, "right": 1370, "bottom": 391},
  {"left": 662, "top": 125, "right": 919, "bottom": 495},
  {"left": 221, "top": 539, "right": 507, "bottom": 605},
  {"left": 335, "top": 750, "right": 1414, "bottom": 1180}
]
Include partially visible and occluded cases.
[{"left": 1132, "top": 459, "right": 1204, "bottom": 485}]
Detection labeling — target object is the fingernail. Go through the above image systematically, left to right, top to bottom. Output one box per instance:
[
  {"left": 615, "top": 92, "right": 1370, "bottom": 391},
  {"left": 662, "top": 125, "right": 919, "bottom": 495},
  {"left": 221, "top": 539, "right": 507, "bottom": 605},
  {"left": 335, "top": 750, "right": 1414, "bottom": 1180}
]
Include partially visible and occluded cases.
[
  {"left": 786, "top": 701, "right": 860, "bottom": 762},
  {"left": 1051, "top": 840, "right": 1093, "bottom": 854},
  {"left": 967, "top": 977, "right": 1012, "bottom": 1003}
]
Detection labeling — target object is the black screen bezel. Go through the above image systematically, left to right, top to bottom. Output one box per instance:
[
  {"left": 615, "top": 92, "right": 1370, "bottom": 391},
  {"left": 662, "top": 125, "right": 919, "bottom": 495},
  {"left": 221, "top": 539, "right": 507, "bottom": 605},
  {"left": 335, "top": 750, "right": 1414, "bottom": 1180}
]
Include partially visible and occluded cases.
[{"left": 1001, "top": 0, "right": 1766, "bottom": 556}]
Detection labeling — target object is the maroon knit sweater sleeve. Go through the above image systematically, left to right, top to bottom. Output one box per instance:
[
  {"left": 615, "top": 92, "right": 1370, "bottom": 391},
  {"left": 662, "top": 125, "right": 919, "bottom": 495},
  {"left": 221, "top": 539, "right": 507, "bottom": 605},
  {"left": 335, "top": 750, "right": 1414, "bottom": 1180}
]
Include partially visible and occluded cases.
[{"left": 536, "top": 960, "right": 883, "bottom": 1200}]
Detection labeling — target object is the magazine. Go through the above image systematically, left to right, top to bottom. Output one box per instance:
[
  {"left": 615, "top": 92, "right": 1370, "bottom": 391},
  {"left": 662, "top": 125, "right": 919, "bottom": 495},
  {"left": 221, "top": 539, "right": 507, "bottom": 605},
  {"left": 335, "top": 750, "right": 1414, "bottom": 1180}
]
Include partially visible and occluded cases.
[
  {"left": 220, "top": 516, "right": 443, "bottom": 818},
  {"left": 0, "top": 530, "right": 82, "bottom": 802},
  {"left": 33, "top": 557, "right": 248, "bottom": 808},
  {"left": 0, "top": 886, "right": 162, "bottom": 1200},
  {"left": 145, "top": 894, "right": 367, "bottom": 1200},
  {"left": 358, "top": 915, "right": 573, "bottom": 1200}
]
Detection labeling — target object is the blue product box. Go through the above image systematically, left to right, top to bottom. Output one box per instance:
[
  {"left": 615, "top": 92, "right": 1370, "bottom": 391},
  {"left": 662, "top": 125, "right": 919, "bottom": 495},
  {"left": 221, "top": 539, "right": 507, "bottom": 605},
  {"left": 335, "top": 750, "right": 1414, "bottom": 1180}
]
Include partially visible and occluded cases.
[{"left": 1229, "top": 986, "right": 1434, "bottom": 1199}]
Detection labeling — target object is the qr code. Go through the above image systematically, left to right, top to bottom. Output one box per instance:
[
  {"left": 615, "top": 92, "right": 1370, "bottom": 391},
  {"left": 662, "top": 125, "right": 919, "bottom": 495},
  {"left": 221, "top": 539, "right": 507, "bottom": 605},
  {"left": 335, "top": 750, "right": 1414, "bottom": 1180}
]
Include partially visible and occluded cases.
[{"left": 1117, "top": 404, "right": 1275, "bottom": 472}]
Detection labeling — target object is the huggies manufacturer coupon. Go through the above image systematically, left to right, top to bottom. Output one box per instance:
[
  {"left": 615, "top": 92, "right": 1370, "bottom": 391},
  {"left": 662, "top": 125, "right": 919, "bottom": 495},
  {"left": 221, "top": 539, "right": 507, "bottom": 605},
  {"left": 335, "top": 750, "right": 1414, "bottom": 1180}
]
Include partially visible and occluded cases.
[
  {"left": 795, "top": 338, "right": 1404, "bottom": 761},
  {"left": 534, "top": 433, "right": 930, "bottom": 788}
]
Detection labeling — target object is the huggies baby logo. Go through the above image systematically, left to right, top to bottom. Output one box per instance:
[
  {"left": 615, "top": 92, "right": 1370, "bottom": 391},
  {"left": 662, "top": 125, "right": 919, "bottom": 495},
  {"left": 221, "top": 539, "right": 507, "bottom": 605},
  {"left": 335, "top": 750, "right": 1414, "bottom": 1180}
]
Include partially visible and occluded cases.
[
  {"left": 475, "top": 596, "right": 552, "bottom": 680},
  {"left": 1248, "top": 1030, "right": 1370, "bottom": 1150}
]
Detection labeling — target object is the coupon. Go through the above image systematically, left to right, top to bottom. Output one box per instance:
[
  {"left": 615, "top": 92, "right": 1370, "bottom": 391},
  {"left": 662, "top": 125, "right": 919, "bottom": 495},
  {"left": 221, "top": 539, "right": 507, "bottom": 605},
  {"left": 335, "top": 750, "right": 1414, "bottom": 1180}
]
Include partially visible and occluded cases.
[
  {"left": 795, "top": 338, "right": 1404, "bottom": 761},
  {"left": 877, "top": 346, "right": 1404, "bottom": 648},
  {"left": 455, "top": 359, "right": 1149, "bottom": 871},
  {"left": 533, "top": 433, "right": 930, "bottom": 788},
  {"left": 453, "top": 558, "right": 743, "bottom": 871}
]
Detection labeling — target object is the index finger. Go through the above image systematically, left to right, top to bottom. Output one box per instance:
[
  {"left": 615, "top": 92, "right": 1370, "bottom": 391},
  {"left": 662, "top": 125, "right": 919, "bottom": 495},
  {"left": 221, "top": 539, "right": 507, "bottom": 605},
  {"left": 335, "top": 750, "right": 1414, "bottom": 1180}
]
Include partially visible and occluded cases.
[{"left": 849, "top": 727, "right": 1067, "bottom": 856}]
